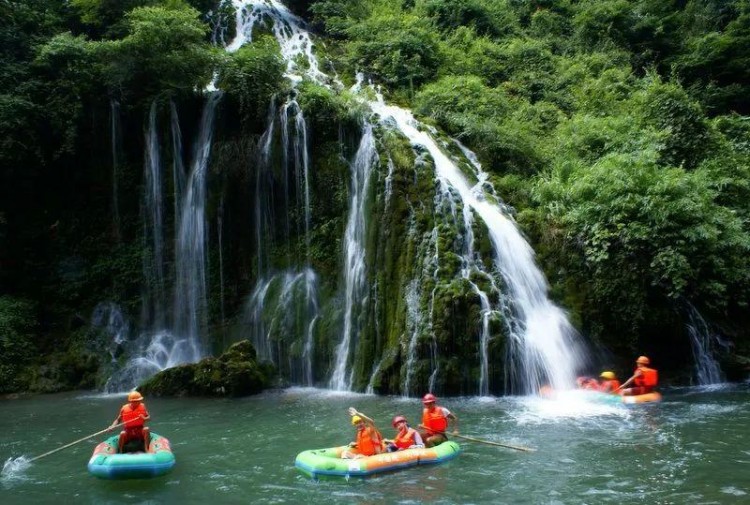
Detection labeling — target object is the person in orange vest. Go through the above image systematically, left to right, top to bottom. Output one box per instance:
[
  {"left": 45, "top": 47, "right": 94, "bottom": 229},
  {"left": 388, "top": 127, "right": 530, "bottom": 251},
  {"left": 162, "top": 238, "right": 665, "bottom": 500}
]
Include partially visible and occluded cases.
[
  {"left": 618, "top": 356, "right": 658, "bottom": 396},
  {"left": 598, "top": 371, "right": 621, "bottom": 393},
  {"left": 576, "top": 376, "right": 600, "bottom": 390},
  {"left": 109, "top": 391, "right": 150, "bottom": 453},
  {"left": 418, "top": 393, "right": 458, "bottom": 448},
  {"left": 342, "top": 408, "right": 384, "bottom": 459},
  {"left": 384, "top": 415, "right": 424, "bottom": 452}
]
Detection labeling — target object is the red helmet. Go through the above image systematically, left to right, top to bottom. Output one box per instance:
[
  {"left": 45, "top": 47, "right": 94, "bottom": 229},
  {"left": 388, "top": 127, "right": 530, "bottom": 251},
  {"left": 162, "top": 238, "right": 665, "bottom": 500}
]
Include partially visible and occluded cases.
[
  {"left": 636, "top": 356, "right": 650, "bottom": 365},
  {"left": 128, "top": 391, "right": 143, "bottom": 402},
  {"left": 422, "top": 393, "right": 437, "bottom": 404},
  {"left": 392, "top": 415, "right": 407, "bottom": 427}
]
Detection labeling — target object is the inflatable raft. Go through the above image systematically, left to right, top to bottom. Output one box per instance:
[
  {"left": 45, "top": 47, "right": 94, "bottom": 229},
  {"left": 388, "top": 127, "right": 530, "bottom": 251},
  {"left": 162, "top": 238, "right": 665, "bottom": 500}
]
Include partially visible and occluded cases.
[
  {"left": 540, "top": 387, "right": 662, "bottom": 405},
  {"left": 575, "top": 390, "right": 662, "bottom": 405},
  {"left": 88, "top": 433, "right": 175, "bottom": 479},
  {"left": 295, "top": 441, "right": 460, "bottom": 479}
]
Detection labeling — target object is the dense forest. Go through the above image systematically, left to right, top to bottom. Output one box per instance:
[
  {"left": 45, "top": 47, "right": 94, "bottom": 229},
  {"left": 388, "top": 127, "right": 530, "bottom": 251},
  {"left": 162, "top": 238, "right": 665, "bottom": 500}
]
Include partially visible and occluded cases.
[{"left": 1, "top": 0, "right": 749, "bottom": 394}]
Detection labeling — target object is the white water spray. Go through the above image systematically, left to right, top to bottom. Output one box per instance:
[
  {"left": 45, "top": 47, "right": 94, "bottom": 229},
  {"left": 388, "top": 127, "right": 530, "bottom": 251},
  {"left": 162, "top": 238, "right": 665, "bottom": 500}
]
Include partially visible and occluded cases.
[
  {"left": 369, "top": 98, "right": 584, "bottom": 394},
  {"left": 330, "top": 124, "right": 378, "bottom": 391},
  {"left": 686, "top": 306, "right": 725, "bottom": 385}
]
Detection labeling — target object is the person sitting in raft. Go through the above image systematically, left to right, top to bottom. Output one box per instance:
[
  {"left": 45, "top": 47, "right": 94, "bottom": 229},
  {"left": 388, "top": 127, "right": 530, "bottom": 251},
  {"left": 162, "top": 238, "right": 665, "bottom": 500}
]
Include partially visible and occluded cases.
[
  {"left": 618, "top": 356, "right": 658, "bottom": 396},
  {"left": 598, "top": 371, "right": 621, "bottom": 393},
  {"left": 576, "top": 376, "right": 600, "bottom": 390},
  {"left": 110, "top": 391, "right": 150, "bottom": 453},
  {"left": 419, "top": 393, "right": 458, "bottom": 448},
  {"left": 342, "top": 408, "right": 384, "bottom": 459},
  {"left": 384, "top": 415, "right": 424, "bottom": 452}
]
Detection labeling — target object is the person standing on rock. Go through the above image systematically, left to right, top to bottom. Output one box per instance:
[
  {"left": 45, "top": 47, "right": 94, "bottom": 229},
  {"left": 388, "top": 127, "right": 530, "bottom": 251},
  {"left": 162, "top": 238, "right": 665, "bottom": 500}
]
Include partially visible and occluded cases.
[{"left": 419, "top": 393, "right": 458, "bottom": 447}]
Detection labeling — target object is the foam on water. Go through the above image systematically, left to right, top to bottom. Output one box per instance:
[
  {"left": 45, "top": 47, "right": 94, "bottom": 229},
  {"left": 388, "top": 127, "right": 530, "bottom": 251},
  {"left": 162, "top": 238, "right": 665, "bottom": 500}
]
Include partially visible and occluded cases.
[
  {"left": 282, "top": 387, "right": 373, "bottom": 399},
  {"left": 510, "top": 392, "right": 629, "bottom": 425},
  {"left": 1, "top": 457, "right": 31, "bottom": 480}
]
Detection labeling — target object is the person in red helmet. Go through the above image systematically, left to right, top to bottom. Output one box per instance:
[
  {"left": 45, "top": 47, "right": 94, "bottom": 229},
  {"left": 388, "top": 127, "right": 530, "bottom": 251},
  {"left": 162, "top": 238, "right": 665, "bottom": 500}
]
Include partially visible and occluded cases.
[
  {"left": 619, "top": 356, "right": 658, "bottom": 396},
  {"left": 109, "top": 391, "right": 150, "bottom": 453},
  {"left": 419, "top": 393, "right": 458, "bottom": 448},
  {"left": 384, "top": 415, "right": 424, "bottom": 452}
]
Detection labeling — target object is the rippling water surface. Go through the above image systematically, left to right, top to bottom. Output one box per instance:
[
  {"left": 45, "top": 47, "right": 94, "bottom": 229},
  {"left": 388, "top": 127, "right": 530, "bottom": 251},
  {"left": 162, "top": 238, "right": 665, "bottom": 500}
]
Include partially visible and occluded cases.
[{"left": 2, "top": 385, "right": 749, "bottom": 504}]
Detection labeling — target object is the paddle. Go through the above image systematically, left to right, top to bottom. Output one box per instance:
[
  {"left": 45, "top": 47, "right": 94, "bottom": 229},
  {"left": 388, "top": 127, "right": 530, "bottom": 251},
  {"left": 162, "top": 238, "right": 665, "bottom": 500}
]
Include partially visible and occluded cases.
[
  {"left": 26, "top": 420, "right": 129, "bottom": 463},
  {"left": 418, "top": 425, "right": 536, "bottom": 453}
]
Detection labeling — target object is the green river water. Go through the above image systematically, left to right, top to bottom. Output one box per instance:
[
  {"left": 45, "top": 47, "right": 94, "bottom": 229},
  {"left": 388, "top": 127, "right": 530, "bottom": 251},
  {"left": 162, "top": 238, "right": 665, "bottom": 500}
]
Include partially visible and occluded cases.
[{"left": 2, "top": 385, "right": 749, "bottom": 504}]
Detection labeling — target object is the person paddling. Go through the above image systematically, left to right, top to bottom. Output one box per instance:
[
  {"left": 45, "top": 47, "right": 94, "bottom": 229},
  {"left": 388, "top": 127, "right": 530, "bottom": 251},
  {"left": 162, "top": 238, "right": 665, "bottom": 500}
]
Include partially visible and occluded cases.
[
  {"left": 618, "top": 356, "right": 658, "bottom": 396},
  {"left": 598, "top": 371, "right": 621, "bottom": 393},
  {"left": 109, "top": 391, "right": 150, "bottom": 453},
  {"left": 419, "top": 393, "right": 458, "bottom": 448},
  {"left": 342, "top": 408, "right": 383, "bottom": 459},
  {"left": 384, "top": 416, "right": 424, "bottom": 452}
]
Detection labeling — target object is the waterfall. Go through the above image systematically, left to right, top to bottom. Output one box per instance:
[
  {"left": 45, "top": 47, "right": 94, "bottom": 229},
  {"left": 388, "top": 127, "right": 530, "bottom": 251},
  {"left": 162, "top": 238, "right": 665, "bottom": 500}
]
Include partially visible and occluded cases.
[
  {"left": 225, "top": 0, "right": 585, "bottom": 394},
  {"left": 228, "top": 0, "right": 327, "bottom": 83},
  {"left": 174, "top": 92, "right": 222, "bottom": 361},
  {"left": 104, "top": 95, "right": 221, "bottom": 392},
  {"left": 369, "top": 98, "right": 585, "bottom": 394},
  {"left": 142, "top": 101, "right": 167, "bottom": 328},
  {"left": 170, "top": 101, "right": 186, "bottom": 238},
  {"left": 330, "top": 124, "right": 378, "bottom": 391},
  {"left": 243, "top": 269, "right": 319, "bottom": 384},
  {"left": 402, "top": 280, "right": 422, "bottom": 396},
  {"left": 91, "top": 302, "right": 130, "bottom": 363},
  {"left": 686, "top": 306, "right": 725, "bottom": 385}
]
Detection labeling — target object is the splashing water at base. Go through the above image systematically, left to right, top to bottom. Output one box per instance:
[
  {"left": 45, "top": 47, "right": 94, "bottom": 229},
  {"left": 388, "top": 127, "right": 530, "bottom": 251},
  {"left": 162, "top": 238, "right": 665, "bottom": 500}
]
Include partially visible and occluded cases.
[{"left": 2, "top": 457, "right": 31, "bottom": 480}]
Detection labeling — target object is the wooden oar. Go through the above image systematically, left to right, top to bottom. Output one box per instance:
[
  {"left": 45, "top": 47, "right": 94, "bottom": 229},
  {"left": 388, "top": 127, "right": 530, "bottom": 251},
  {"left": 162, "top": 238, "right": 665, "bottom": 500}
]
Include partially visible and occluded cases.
[
  {"left": 27, "top": 421, "right": 128, "bottom": 463},
  {"left": 419, "top": 425, "right": 535, "bottom": 453}
]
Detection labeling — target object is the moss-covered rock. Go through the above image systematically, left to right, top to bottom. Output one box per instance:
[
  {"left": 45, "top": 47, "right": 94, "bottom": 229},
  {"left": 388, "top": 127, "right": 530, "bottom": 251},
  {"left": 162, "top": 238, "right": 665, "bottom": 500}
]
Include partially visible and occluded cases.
[{"left": 139, "top": 340, "right": 274, "bottom": 397}]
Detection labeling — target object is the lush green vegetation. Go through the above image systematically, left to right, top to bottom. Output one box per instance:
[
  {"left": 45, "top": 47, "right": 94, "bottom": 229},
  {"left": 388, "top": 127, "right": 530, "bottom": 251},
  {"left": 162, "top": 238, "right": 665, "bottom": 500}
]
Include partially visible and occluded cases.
[
  {"left": 1, "top": 0, "right": 749, "bottom": 393},
  {"left": 308, "top": 0, "right": 750, "bottom": 368}
]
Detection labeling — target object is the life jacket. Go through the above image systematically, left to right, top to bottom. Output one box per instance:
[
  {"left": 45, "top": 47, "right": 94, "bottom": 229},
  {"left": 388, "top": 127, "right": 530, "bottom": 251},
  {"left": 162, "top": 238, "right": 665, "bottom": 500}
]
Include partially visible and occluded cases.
[
  {"left": 634, "top": 367, "right": 658, "bottom": 389},
  {"left": 599, "top": 379, "right": 621, "bottom": 393},
  {"left": 120, "top": 403, "right": 148, "bottom": 429},
  {"left": 422, "top": 407, "right": 448, "bottom": 433},
  {"left": 356, "top": 426, "right": 381, "bottom": 456},
  {"left": 394, "top": 427, "right": 418, "bottom": 450}
]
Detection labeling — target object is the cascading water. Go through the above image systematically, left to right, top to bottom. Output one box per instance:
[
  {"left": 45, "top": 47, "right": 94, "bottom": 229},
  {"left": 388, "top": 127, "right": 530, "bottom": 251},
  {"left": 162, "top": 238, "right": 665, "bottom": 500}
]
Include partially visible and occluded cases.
[
  {"left": 107, "top": 0, "right": 586, "bottom": 396},
  {"left": 228, "top": 0, "right": 327, "bottom": 83},
  {"left": 230, "top": 1, "right": 586, "bottom": 394},
  {"left": 226, "top": 2, "right": 325, "bottom": 386},
  {"left": 173, "top": 92, "right": 222, "bottom": 361},
  {"left": 104, "top": 95, "right": 221, "bottom": 392},
  {"left": 369, "top": 97, "right": 585, "bottom": 394},
  {"left": 142, "top": 101, "right": 167, "bottom": 329},
  {"left": 170, "top": 101, "right": 186, "bottom": 239},
  {"left": 330, "top": 124, "right": 378, "bottom": 391},
  {"left": 91, "top": 302, "right": 130, "bottom": 364},
  {"left": 686, "top": 305, "right": 726, "bottom": 385}
]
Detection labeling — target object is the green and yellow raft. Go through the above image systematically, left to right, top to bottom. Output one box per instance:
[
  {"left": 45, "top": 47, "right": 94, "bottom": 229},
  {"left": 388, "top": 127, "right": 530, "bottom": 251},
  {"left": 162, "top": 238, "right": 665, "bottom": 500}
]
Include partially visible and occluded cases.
[{"left": 295, "top": 441, "right": 461, "bottom": 480}]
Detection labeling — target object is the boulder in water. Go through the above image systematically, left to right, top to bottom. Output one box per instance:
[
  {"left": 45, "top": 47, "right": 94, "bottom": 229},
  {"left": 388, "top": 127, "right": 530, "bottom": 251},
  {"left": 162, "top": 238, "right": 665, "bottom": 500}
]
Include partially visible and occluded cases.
[{"left": 139, "top": 340, "right": 274, "bottom": 397}]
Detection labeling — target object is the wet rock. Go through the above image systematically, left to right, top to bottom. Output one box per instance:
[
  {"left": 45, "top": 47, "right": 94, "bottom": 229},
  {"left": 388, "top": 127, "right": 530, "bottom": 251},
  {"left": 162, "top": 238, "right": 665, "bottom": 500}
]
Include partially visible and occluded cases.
[{"left": 139, "top": 340, "right": 275, "bottom": 397}]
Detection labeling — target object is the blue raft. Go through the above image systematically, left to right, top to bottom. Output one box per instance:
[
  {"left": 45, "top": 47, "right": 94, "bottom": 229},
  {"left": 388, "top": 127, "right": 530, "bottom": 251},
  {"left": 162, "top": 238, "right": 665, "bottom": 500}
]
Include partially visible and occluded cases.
[{"left": 87, "top": 432, "right": 175, "bottom": 480}]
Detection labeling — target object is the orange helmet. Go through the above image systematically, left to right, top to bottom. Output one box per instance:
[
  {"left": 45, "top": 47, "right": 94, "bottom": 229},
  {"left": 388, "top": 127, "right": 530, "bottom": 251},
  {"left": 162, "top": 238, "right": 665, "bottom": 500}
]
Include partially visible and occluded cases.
[
  {"left": 636, "top": 356, "right": 650, "bottom": 365},
  {"left": 128, "top": 391, "right": 144, "bottom": 402},
  {"left": 422, "top": 393, "right": 437, "bottom": 404},
  {"left": 392, "top": 415, "right": 407, "bottom": 427}
]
